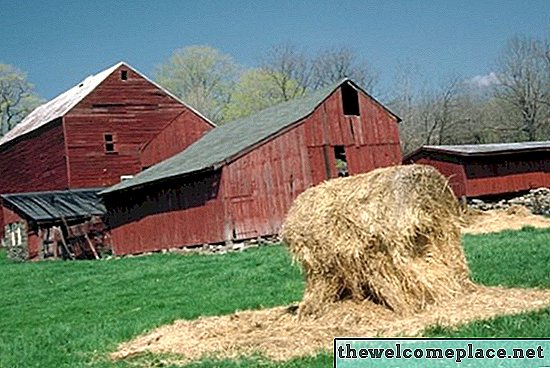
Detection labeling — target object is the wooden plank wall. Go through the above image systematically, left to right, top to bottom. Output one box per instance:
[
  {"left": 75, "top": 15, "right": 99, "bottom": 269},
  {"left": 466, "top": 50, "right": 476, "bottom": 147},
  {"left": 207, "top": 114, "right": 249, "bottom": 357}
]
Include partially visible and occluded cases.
[
  {"left": 64, "top": 65, "right": 212, "bottom": 188},
  {"left": 140, "top": 110, "right": 212, "bottom": 169},
  {"left": 0, "top": 120, "right": 69, "bottom": 194},
  {"left": 0, "top": 121, "right": 68, "bottom": 237},
  {"left": 409, "top": 152, "right": 550, "bottom": 198},
  {"left": 464, "top": 154, "right": 550, "bottom": 197},
  {"left": 412, "top": 157, "right": 468, "bottom": 198},
  {"left": 105, "top": 171, "right": 225, "bottom": 255}
]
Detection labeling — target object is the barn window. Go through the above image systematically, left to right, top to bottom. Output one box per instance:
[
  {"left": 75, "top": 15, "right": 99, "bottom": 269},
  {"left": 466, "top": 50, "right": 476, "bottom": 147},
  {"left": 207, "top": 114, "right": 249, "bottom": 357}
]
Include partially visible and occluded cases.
[
  {"left": 120, "top": 70, "right": 128, "bottom": 80},
  {"left": 341, "top": 83, "right": 360, "bottom": 116},
  {"left": 104, "top": 133, "right": 117, "bottom": 153},
  {"left": 334, "top": 146, "right": 349, "bottom": 177}
]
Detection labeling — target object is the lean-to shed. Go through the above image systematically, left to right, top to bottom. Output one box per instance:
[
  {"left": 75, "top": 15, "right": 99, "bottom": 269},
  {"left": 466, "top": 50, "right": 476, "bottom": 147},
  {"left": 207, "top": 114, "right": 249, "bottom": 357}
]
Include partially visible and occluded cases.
[
  {"left": 0, "top": 61, "right": 214, "bottom": 237},
  {"left": 101, "top": 79, "right": 402, "bottom": 255},
  {"left": 404, "top": 141, "right": 550, "bottom": 198},
  {"left": 1, "top": 189, "right": 107, "bottom": 260}
]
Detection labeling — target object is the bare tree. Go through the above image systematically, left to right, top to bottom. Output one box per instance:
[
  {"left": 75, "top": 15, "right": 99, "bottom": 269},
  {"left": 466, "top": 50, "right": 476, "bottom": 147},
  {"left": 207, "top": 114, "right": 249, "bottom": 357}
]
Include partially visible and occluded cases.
[
  {"left": 494, "top": 35, "right": 549, "bottom": 141},
  {"left": 260, "top": 43, "right": 310, "bottom": 100},
  {"left": 155, "top": 45, "right": 239, "bottom": 123},
  {"left": 311, "top": 46, "right": 379, "bottom": 92},
  {"left": 0, "top": 64, "right": 41, "bottom": 136}
]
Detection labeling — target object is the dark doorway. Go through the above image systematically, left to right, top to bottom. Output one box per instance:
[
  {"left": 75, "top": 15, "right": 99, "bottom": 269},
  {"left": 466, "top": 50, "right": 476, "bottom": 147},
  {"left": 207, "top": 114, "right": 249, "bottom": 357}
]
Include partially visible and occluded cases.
[{"left": 334, "top": 146, "right": 349, "bottom": 177}]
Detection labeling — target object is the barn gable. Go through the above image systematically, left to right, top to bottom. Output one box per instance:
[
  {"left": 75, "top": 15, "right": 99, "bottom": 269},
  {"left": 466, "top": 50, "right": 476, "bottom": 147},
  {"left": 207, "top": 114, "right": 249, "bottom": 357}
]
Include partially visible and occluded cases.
[{"left": 0, "top": 62, "right": 214, "bottom": 150}]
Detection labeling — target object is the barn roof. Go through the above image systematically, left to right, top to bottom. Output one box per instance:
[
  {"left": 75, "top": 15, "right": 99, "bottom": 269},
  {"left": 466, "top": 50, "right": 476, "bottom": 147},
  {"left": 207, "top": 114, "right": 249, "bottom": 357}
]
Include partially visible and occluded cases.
[
  {"left": 0, "top": 62, "right": 215, "bottom": 149},
  {"left": 102, "top": 79, "right": 399, "bottom": 194},
  {"left": 405, "top": 141, "right": 550, "bottom": 161},
  {"left": 1, "top": 188, "right": 105, "bottom": 223}
]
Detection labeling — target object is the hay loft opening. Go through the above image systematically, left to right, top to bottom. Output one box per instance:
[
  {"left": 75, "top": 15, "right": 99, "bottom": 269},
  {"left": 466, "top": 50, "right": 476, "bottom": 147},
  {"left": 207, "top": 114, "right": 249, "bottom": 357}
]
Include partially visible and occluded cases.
[
  {"left": 120, "top": 70, "right": 128, "bottom": 80},
  {"left": 341, "top": 83, "right": 360, "bottom": 116},
  {"left": 104, "top": 133, "right": 117, "bottom": 153},
  {"left": 334, "top": 146, "right": 349, "bottom": 177}
]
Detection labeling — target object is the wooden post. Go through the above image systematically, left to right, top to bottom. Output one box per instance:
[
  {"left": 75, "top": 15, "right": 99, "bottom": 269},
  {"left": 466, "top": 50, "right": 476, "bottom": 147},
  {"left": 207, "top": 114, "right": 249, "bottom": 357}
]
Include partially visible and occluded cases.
[
  {"left": 56, "top": 225, "right": 74, "bottom": 260},
  {"left": 84, "top": 232, "right": 100, "bottom": 260}
]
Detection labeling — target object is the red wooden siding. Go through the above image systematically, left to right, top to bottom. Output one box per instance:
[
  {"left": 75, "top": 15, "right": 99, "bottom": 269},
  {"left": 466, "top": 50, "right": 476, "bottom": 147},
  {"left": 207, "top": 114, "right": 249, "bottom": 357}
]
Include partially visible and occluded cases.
[
  {"left": 64, "top": 65, "right": 212, "bottom": 188},
  {"left": 140, "top": 110, "right": 212, "bottom": 169},
  {"left": 0, "top": 120, "right": 69, "bottom": 194},
  {"left": 0, "top": 121, "right": 68, "bottom": 237},
  {"left": 408, "top": 152, "right": 550, "bottom": 198},
  {"left": 464, "top": 155, "right": 550, "bottom": 197},
  {"left": 413, "top": 157, "right": 468, "bottom": 198},
  {"left": 106, "top": 171, "right": 224, "bottom": 255}
]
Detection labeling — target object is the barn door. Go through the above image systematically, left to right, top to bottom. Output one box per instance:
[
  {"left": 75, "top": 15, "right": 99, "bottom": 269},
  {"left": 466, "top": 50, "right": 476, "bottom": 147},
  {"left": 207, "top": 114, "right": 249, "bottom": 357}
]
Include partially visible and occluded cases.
[{"left": 307, "top": 146, "right": 337, "bottom": 185}]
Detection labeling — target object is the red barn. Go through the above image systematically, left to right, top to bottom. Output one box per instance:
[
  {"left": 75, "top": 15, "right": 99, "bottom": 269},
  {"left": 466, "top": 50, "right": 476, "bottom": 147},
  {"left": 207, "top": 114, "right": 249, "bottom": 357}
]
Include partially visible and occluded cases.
[
  {"left": 0, "top": 61, "right": 214, "bottom": 237},
  {"left": 101, "top": 79, "right": 402, "bottom": 255},
  {"left": 404, "top": 142, "right": 550, "bottom": 198}
]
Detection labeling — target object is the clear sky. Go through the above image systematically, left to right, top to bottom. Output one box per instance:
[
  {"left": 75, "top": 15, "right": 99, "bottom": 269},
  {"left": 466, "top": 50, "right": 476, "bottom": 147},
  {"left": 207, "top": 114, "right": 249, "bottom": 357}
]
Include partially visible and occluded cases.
[{"left": 1, "top": 0, "right": 549, "bottom": 100}]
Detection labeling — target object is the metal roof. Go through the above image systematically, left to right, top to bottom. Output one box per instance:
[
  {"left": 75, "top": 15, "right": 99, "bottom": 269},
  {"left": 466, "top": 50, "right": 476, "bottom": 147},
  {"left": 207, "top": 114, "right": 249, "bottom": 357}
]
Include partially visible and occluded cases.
[
  {"left": 0, "top": 62, "right": 215, "bottom": 149},
  {"left": 0, "top": 63, "right": 122, "bottom": 148},
  {"left": 101, "top": 79, "right": 399, "bottom": 195},
  {"left": 407, "top": 141, "right": 550, "bottom": 159},
  {"left": 1, "top": 188, "right": 105, "bottom": 223}
]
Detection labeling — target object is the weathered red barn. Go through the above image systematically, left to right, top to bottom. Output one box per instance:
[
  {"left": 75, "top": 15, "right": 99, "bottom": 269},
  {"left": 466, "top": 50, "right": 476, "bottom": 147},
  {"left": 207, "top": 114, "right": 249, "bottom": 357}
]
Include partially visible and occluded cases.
[
  {"left": 0, "top": 61, "right": 214, "bottom": 237},
  {"left": 101, "top": 79, "right": 402, "bottom": 255},
  {"left": 404, "top": 142, "right": 550, "bottom": 198}
]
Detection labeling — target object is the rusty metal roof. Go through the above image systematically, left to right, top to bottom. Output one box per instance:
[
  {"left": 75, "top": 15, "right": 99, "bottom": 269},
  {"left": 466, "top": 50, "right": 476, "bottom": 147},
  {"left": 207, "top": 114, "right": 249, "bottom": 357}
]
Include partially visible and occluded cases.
[
  {"left": 101, "top": 79, "right": 400, "bottom": 195},
  {"left": 1, "top": 188, "right": 105, "bottom": 223}
]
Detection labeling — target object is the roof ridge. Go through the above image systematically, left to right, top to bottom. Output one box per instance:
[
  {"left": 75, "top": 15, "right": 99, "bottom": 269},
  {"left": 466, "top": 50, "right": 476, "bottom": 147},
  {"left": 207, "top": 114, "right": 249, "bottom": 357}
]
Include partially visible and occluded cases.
[{"left": 0, "top": 62, "right": 123, "bottom": 148}]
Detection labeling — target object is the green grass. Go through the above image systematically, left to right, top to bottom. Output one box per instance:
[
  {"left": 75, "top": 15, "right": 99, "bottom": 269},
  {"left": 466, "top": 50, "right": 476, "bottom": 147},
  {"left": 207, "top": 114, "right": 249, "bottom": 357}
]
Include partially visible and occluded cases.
[{"left": 1, "top": 227, "right": 550, "bottom": 367}]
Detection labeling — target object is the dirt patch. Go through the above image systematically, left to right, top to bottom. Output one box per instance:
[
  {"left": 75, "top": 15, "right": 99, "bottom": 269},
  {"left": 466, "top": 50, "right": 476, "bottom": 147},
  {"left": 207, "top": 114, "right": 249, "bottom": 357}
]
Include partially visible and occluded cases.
[
  {"left": 463, "top": 205, "right": 550, "bottom": 234},
  {"left": 112, "top": 286, "right": 550, "bottom": 363}
]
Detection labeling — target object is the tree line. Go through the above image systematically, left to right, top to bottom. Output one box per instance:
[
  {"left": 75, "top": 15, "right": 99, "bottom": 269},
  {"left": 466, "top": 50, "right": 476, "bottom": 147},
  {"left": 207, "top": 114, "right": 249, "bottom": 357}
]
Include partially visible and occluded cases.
[{"left": 1, "top": 34, "right": 549, "bottom": 154}]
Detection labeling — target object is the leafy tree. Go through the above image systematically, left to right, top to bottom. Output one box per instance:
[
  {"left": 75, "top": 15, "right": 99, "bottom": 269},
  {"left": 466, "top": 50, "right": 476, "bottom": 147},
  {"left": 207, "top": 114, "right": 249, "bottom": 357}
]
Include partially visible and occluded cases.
[
  {"left": 260, "top": 43, "right": 310, "bottom": 100},
  {"left": 155, "top": 45, "right": 239, "bottom": 123},
  {"left": 0, "top": 63, "right": 41, "bottom": 136},
  {"left": 223, "top": 69, "right": 300, "bottom": 121}
]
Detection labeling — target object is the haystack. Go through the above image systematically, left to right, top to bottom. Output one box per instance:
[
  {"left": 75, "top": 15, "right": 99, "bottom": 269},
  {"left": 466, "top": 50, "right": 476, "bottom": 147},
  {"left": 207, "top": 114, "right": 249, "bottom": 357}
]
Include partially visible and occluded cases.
[{"left": 282, "top": 164, "right": 474, "bottom": 316}]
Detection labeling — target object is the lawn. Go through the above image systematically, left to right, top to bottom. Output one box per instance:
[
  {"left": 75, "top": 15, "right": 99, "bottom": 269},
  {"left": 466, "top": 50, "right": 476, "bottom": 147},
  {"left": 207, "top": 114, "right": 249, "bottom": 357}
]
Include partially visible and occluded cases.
[{"left": 1, "top": 227, "right": 550, "bottom": 367}]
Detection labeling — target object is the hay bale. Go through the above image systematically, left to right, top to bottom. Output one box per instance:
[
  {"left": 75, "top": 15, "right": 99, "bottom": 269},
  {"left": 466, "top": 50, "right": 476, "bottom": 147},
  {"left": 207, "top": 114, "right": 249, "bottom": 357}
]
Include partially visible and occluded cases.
[{"left": 282, "top": 164, "right": 474, "bottom": 316}]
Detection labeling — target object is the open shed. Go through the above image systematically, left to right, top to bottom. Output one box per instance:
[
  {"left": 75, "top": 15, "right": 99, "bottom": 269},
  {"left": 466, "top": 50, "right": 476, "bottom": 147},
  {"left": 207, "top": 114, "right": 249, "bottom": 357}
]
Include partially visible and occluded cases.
[
  {"left": 100, "top": 78, "right": 402, "bottom": 255},
  {"left": 404, "top": 141, "right": 550, "bottom": 198},
  {"left": 1, "top": 189, "right": 108, "bottom": 261}
]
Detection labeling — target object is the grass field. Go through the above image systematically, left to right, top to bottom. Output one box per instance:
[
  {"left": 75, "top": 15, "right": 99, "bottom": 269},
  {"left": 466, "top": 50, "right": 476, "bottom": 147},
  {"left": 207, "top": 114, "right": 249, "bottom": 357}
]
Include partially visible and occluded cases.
[{"left": 1, "top": 227, "right": 550, "bottom": 367}]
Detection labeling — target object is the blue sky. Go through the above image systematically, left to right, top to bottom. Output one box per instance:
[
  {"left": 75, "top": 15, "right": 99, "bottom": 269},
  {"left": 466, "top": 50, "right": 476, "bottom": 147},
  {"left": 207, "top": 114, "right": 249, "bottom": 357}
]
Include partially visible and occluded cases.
[{"left": 1, "top": 0, "right": 549, "bottom": 100}]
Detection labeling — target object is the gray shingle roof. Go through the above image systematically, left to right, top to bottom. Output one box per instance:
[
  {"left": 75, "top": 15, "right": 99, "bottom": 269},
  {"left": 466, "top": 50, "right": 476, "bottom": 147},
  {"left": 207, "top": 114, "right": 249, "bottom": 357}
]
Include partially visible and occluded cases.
[
  {"left": 102, "top": 79, "right": 396, "bottom": 195},
  {"left": 1, "top": 189, "right": 105, "bottom": 223}
]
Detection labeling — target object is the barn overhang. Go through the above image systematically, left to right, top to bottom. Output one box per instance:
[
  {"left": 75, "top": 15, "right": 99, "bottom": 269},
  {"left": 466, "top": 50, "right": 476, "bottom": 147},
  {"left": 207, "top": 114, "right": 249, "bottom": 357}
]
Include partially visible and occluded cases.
[{"left": 1, "top": 188, "right": 105, "bottom": 226}]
